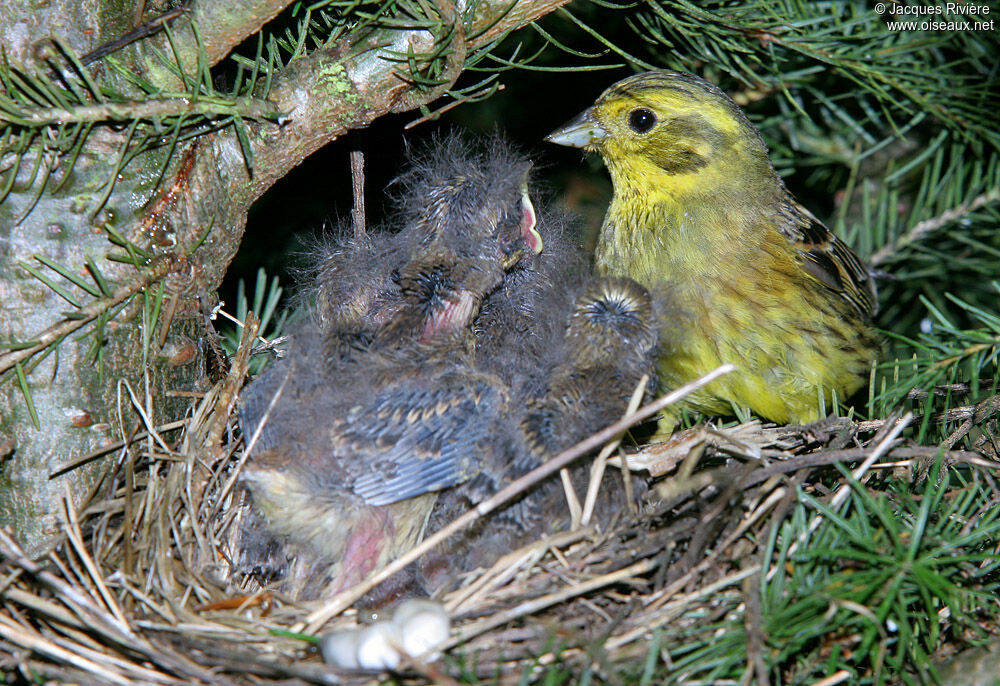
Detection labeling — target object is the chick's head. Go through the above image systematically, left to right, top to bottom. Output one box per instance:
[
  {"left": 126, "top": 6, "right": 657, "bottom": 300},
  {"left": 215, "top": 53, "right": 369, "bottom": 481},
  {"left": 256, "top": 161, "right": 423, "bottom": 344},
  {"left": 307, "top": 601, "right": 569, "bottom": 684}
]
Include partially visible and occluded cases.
[
  {"left": 309, "top": 135, "right": 544, "bottom": 351},
  {"left": 394, "top": 135, "right": 542, "bottom": 269},
  {"left": 564, "top": 277, "right": 657, "bottom": 367}
]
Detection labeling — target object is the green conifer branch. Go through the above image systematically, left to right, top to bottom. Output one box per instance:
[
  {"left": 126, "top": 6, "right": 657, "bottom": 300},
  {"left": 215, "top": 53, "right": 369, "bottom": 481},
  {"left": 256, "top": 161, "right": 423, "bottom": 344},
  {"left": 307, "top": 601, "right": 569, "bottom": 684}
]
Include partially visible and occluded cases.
[
  {"left": 3, "top": 97, "right": 281, "bottom": 128},
  {"left": 870, "top": 187, "right": 1000, "bottom": 267},
  {"left": 0, "top": 258, "right": 175, "bottom": 376}
]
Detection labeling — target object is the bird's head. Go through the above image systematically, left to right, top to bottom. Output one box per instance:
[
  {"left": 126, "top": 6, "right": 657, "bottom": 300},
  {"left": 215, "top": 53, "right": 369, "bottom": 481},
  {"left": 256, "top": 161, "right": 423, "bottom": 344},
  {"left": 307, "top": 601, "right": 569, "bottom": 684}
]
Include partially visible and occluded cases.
[
  {"left": 546, "top": 71, "right": 771, "bottom": 195},
  {"left": 370, "top": 136, "right": 548, "bottom": 343},
  {"left": 399, "top": 136, "right": 543, "bottom": 267},
  {"left": 497, "top": 174, "right": 541, "bottom": 269},
  {"left": 566, "top": 277, "right": 657, "bottom": 363}
]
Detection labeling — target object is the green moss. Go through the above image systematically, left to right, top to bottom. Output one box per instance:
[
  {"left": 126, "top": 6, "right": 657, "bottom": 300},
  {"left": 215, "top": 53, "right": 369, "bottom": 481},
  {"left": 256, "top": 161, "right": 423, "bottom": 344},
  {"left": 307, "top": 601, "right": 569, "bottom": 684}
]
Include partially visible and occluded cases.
[{"left": 317, "top": 62, "right": 358, "bottom": 104}]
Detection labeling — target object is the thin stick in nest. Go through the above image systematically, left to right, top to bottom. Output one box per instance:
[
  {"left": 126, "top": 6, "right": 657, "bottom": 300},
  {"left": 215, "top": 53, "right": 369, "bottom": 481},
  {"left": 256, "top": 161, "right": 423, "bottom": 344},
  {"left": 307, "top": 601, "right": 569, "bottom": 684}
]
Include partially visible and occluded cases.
[{"left": 302, "top": 364, "right": 735, "bottom": 633}]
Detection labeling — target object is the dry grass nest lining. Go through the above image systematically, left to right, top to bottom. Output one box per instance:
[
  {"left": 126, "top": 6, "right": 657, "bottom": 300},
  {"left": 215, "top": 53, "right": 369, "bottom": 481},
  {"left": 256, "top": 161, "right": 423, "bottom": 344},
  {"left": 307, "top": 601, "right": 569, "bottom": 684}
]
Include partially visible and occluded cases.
[{"left": 2, "top": 318, "right": 999, "bottom": 685}]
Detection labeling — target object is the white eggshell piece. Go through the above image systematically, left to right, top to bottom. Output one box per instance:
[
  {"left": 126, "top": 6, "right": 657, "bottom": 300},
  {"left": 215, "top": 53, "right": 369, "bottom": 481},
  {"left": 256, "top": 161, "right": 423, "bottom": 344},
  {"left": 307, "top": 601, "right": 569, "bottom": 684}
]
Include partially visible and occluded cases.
[
  {"left": 392, "top": 599, "right": 451, "bottom": 657},
  {"left": 356, "top": 622, "right": 403, "bottom": 670},
  {"left": 318, "top": 629, "right": 362, "bottom": 670}
]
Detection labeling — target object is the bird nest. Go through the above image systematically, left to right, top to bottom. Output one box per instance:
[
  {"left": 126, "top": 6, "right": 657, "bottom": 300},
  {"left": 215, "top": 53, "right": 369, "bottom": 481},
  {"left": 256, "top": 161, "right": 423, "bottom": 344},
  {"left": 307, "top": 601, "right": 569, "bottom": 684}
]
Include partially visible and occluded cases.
[{"left": 2, "top": 319, "right": 999, "bottom": 685}]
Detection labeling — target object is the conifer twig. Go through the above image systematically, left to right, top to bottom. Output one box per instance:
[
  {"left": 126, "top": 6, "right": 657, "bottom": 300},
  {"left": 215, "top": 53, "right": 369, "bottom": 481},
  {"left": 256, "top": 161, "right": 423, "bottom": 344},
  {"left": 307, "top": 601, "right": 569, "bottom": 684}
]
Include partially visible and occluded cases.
[
  {"left": 80, "top": 6, "right": 188, "bottom": 65},
  {"left": 6, "top": 98, "right": 281, "bottom": 127},
  {"left": 350, "top": 150, "right": 366, "bottom": 238},
  {"left": 869, "top": 188, "right": 1000, "bottom": 267},
  {"left": 0, "top": 259, "right": 174, "bottom": 376},
  {"left": 766, "top": 413, "right": 913, "bottom": 581}
]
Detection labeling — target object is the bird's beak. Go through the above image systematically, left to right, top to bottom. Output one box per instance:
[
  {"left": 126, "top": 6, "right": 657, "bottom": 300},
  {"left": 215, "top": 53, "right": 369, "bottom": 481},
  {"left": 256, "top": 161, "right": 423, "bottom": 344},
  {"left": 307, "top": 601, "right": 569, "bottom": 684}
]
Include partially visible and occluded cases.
[
  {"left": 545, "top": 109, "right": 607, "bottom": 149},
  {"left": 520, "top": 185, "right": 542, "bottom": 254}
]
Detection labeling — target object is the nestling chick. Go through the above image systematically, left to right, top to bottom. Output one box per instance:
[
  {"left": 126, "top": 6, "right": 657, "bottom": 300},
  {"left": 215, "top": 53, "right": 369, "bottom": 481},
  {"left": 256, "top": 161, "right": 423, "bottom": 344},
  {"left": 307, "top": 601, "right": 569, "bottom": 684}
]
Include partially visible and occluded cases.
[
  {"left": 547, "top": 71, "right": 880, "bottom": 430},
  {"left": 308, "top": 135, "right": 542, "bottom": 354},
  {"left": 237, "top": 136, "right": 545, "bottom": 597},
  {"left": 473, "top": 210, "right": 590, "bottom": 398},
  {"left": 423, "top": 277, "right": 658, "bottom": 581},
  {"left": 521, "top": 277, "right": 658, "bottom": 458},
  {"left": 238, "top": 322, "right": 520, "bottom": 598}
]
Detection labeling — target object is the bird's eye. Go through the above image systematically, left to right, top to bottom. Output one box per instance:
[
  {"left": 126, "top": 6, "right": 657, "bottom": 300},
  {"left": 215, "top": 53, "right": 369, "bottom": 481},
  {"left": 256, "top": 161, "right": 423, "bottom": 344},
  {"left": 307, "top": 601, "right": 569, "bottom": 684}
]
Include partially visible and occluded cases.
[{"left": 627, "top": 108, "right": 656, "bottom": 133}]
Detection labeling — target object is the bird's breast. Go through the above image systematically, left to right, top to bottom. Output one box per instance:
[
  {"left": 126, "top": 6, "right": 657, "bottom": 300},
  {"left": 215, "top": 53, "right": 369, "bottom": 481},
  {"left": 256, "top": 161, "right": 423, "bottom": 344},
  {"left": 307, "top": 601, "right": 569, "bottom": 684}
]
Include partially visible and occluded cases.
[{"left": 596, "top": 195, "right": 730, "bottom": 292}]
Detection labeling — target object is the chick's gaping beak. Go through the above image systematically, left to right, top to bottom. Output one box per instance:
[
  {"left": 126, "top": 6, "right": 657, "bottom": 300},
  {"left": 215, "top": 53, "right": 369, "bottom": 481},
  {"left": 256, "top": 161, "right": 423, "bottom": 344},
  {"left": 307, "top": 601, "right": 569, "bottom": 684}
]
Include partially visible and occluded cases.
[
  {"left": 545, "top": 108, "right": 608, "bottom": 149},
  {"left": 520, "top": 186, "right": 542, "bottom": 255}
]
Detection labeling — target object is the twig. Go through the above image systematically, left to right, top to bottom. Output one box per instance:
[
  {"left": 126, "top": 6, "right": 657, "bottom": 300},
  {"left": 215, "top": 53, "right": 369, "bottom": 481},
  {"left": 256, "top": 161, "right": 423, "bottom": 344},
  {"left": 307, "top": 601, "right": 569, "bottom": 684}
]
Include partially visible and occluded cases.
[
  {"left": 390, "top": 0, "right": 466, "bottom": 113},
  {"left": 80, "top": 6, "right": 189, "bottom": 65},
  {"left": 404, "top": 83, "right": 506, "bottom": 130},
  {"left": 6, "top": 97, "right": 281, "bottom": 127},
  {"left": 350, "top": 150, "right": 366, "bottom": 238},
  {"left": 869, "top": 188, "right": 1000, "bottom": 267},
  {"left": 0, "top": 259, "right": 174, "bottom": 375},
  {"left": 155, "top": 293, "right": 179, "bottom": 351},
  {"left": 213, "top": 308, "right": 280, "bottom": 351},
  {"left": 205, "top": 312, "right": 258, "bottom": 453},
  {"left": 214, "top": 341, "right": 290, "bottom": 510},
  {"left": 302, "top": 364, "right": 736, "bottom": 632},
  {"left": 581, "top": 376, "right": 648, "bottom": 526},
  {"left": 116, "top": 379, "right": 174, "bottom": 455},
  {"left": 906, "top": 380, "right": 1000, "bottom": 400},
  {"left": 766, "top": 413, "right": 912, "bottom": 581},
  {"left": 834, "top": 414, "right": 912, "bottom": 501},
  {"left": 48, "top": 419, "right": 187, "bottom": 478},
  {"left": 619, "top": 444, "right": 636, "bottom": 516},
  {"left": 739, "top": 445, "right": 996, "bottom": 487},
  {"left": 559, "top": 469, "right": 583, "bottom": 528},
  {"left": 647, "top": 483, "right": 786, "bottom": 611},
  {"left": 60, "top": 489, "right": 130, "bottom": 630},
  {"left": 445, "top": 528, "right": 591, "bottom": 613},
  {"left": 0, "top": 529, "right": 134, "bottom": 644},
  {"left": 450, "top": 557, "right": 658, "bottom": 648},
  {"left": 742, "top": 558, "right": 768, "bottom": 686},
  {"left": 606, "top": 565, "right": 761, "bottom": 650},
  {"left": 0, "top": 614, "right": 132, "bottom": 686},
  {"left": 808, "top": 670, "right": 854, "bottom": 686}
]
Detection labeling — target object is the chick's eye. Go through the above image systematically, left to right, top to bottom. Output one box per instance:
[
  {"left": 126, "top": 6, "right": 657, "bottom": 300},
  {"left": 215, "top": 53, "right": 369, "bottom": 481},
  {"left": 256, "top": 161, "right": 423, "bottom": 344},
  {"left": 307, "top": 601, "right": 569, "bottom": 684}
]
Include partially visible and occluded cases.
[{"left": 627, "top": 108, "right": 656, "bottom": 133}]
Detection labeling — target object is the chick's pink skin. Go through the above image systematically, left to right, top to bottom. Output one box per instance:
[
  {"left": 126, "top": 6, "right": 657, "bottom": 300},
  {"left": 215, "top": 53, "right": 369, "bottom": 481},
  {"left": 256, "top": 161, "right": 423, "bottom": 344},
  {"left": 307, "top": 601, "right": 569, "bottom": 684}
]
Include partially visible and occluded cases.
[{"left": 241, "top": 450, "right": 435, "bottom": 597}]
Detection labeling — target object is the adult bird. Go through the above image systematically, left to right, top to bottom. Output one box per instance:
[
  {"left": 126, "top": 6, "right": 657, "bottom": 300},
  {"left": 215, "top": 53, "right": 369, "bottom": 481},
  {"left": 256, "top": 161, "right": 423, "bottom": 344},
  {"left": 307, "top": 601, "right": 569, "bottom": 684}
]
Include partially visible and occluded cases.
[{"left": 547, "top": 70, "right": 880, "bottom": 431}]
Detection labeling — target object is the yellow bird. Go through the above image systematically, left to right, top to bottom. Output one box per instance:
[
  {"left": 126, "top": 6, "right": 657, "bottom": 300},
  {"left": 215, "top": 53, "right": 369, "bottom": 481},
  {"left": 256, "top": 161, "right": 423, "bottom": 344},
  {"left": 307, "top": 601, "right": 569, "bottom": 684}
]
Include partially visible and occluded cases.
[{"left": 547, "top": 71, "right": 880, "bottom": 429}]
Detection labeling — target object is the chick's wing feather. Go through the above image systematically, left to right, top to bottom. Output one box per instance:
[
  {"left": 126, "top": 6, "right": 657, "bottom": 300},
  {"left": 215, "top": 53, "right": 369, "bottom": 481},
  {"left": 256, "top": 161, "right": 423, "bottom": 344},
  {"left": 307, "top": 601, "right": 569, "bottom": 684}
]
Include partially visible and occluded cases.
[{"left": 328, "top": 375, "right": 507, "bottom": 506}]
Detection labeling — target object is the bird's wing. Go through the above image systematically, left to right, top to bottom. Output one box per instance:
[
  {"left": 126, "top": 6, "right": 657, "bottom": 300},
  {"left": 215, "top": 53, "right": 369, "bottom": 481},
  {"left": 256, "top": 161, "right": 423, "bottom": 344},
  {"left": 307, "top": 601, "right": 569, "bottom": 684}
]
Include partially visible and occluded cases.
[
  {"left": 781, "top": 203, "right": 879, "bottom": 318},
  {"left": 334, "top": 378, "right": 506, "bottom": 506}
]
